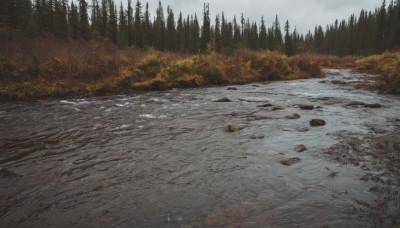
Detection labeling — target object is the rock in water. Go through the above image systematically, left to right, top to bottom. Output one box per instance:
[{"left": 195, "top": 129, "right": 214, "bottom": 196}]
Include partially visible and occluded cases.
[
  {"left": 227, "top": 87, "right": 238, "bottom": 90},
  {"left": 213, "top": 97, "right": 232, "bottom": 102},
  {"left": 345, "top": 101, "right": 365, "bottom": 107},
  {"left": 257, "top": 103, "right": 273, "bottom": 108},
  {"left": 364, "top": 103, "right": 383, "bottom": 108},
  {"left": 299, "top": 104, "right": 314, "bottom": 110},
  {"left": 271, "top": 106, "right": 283, "bottom": 111},
  {"left": 285, "top": 113, "right": 301, "bottom": 119},
  {"left": 310, "top": 119, "right": 326, "bottom": 126},
  {"left": 225, "top": 124, "right": 244, "bottom": 132},
  {"left": 294, "top": 145, "right": 307, "bottom": 152},
  {"left": 280, "top": 157, "right": 301, "bottom": 166},
  {"left": 0, "top": 168, "right": 22, "bottom": 178}
]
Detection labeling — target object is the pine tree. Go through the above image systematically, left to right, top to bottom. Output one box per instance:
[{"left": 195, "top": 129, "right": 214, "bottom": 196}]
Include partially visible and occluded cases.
[
  {"left": 0, "top": 0, "right": 15, "bottom": 26},
  {"left": 79, "top": 0, "right": 90, "bottom": 40},
  {"left": 91, "top": 0, "right": 100, "bottom": 34},
  {"left": 99, "top": 0, "right": 108, "bottom": 37},
  {"left": 108, "top": 0, "right": 118, "bottom": 43},
  {"left": 127, "top": 0, "right": 133, "bottom": 46},
  {"left": 134, "top": 0, "right": 143, "bottom": 48},
  {"left": 69, "top": 1, "right": 80, "bottom": 39},
  {"left": 154, "top": 1, "right": 165, "bottom": 51},
  {"left": 143, "top": 2, "right": 152, "bottom": 49},
  {"left": 118, "top": 3, "right": 128, "bottom": 46},
  {"left": 201, "top": 3, "right": 211, "bottom": 52},
  {"left": 165, "top": 6, "right": 176, "bottom": 51},
  {"left": 176, "top": 12, "right": 184, "bottom": 52},
  {"left": 189, "top": 14, "right": 200, "bottom": 53},
  {"left": 214, "top": 14, "right": 222, "bottom": 52},
  {"left": 273, "top": 15, "right": 283, "bottom": 51},
  {"left": 233, "top": 16, "right": 241, "bottom": 46},
  {"left": 259, "top": 16, "right": 267, "bottom": 50},
  {"left": 284, "top": 20, "right": 293, "bottom": 55}
]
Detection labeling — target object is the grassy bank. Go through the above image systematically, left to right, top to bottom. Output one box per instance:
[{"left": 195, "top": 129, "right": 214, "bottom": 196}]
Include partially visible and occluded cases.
[
  {"left": 0, "top": 27, "right": 324, "bottom": 99},
  {"left": 353, "top": 52, "right": 400, "bottom": 94}
]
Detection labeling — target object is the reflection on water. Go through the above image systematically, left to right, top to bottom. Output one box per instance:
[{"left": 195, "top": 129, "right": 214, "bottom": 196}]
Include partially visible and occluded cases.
[{"left": 0, "top": 69, "right": 399, "bottom": 227}]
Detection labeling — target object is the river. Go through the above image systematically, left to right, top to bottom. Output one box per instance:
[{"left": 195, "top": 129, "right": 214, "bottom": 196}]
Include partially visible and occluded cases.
[{"left": 1, "top": 69, "right": 399, "bottom": 227}]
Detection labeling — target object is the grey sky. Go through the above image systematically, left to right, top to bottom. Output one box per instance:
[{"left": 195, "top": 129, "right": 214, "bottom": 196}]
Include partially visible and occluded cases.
[{"left": 96, "top": 0, "right": 384, "bottom": 34}]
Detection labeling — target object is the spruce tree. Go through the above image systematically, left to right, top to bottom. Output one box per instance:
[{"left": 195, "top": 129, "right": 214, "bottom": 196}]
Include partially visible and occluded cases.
[
  {"left": 79, "top": 0, "right": 90, "bottom": 40},
  {"left": 108, "top": 0, "right": 118, "bottom": 43},
  {"left": 127, "top": 0, "right": 133, "bottom": 46},
  {"left": 134, "top": 0, "right": 143, "bottom": 48},
  {"left": 69, "top": 1, "right": 80, "bottom": 39},
  {"left": 154, "top": 1, "right": 165, "bottom": 51},
  {"left": 118, "top": 3, "right": 128, "bottom": 47},
  {"left": 143, "top": 3, "right": 152, "bottom": 49},
  {"left": 201, "top": 3, "right": 211, "bottom": 52},
  {"left": 165, "top": 6, "right": 176, "bottom": 51},
  {"left": 176, "top": 12, "right": 184, "bottom": 52},
  {"left": 214, "top": 14, "right": 222, "bottom": 52},
  {"left": 273, "top": 15, "right": 283, "bottom": 51},
  {"left": 233, "top": 16, "right": 241, "bottom": 46},
  {"left": 259, "top": 16, "right": 267, "bottom": 50},
  {"left": 284, "top": 20, "right": 293, "bottom": 55}
]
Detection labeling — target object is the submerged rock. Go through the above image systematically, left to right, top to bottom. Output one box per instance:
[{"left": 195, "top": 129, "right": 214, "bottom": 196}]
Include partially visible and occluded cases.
[
  {"left": 331, "top": 80, "right": 347, "bottom": 85},
  {"left": 227, "top": 87, "right": 238, "bottom": 90},
  {"left": 213, "top": 97, "right": 232, "bottom": 102},
  {"left": 345, "top": 101, "right": 365, "bottom": 107},
  {"left": 257, "top": 103, "right": 273, "bottom": 108},
  {"left": 364, "top": 103, "right": 383, "bottom": 108},
  {"left": 299, "top": 104, "right": 314, "bottom": 110},
  {"left": 271, "top": 106, "right": 283, "bottom": 111},
  {"left": 285, "top": 113, "right": 301, "bottom": 119},
  {"left": 310, "top": 119, "right": 326, "bottom": 126},
  {"left": 225, "top": 124, "right": 244, "bottom": 132},
  {"left": 298, "top": 126, "right": 310, "bottom": 132},
  {"left": 250, "top": 135, "right": 265, "bottom": 140},
  {"left": 294, "top": 145, "right": 307, "bottom": 152},
  {"left": 280, "top": 157, "right": 301, "bottom": 166},
  {"left": 0, "top": 168, "right": 22, "bottom": 178}
]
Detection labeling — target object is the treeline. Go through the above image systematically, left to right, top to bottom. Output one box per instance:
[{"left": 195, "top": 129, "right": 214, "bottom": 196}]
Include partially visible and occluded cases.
[
  {"left": 0, "top": 0, "right": 399, "bottom": 56},
  {"left": 313, "top": 0, "right": 400, "bottom": 56}
]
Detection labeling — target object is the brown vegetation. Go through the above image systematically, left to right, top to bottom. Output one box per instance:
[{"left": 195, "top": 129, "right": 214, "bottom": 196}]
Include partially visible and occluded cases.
[
  {"left": 0, "top": 27, "right": 327, "bottom": 99},
  {"left": 354, "top": 52, "right": 400, "bottom": 93}
]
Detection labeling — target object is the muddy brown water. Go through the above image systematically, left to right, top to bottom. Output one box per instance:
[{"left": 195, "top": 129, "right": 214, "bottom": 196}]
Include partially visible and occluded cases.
[{"left": 1, "top": 69, "right": 399, "bottom": 227}]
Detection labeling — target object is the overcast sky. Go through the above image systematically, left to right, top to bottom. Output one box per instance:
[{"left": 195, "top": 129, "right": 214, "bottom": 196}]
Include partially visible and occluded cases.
[{"left": 108, "top": 0, "right": 383, "bottom": 34}]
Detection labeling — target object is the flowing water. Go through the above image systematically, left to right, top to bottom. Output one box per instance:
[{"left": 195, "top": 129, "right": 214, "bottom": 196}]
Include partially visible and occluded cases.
[{"left": 1, "top": 69, "right": 399, "bottom": 227}]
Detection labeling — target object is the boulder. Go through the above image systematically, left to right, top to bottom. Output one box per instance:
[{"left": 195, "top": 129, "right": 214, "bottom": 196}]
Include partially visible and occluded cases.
[
  {"left": 331, "top": 80, "right": 347, "bottom": 85},
  {"left": 213, "top": 97, "right": 232, "bottom": 102},
  {"left": 345, "top": 101, "right": 365, "bottom": 107},
  {"left": 257, "top": 103, "right": 273, "bottom": 108},
  {"left": 364, "top": 103, "right": 383, "bottom": 108},
  {"left": 299, "top": 104, "right": 314, "bottom": 110},
  {"left": 271, "top": 106, "right": 283, "bottom": 111},
  {"left": 285, "top": 113, "right": 301, "bottom": 119},
  {"left": 310, "top": 119, "right": 326, "bottom": 126},
  {"left": 225, "top": 124, "right": 244, "bottom": 132},
  {"left": 298, "top": 127, "right": 310, "bottom": 132},
  {"left": 250, "top": 135, "right": 265, "bottom": 140},
  {"left": 294, "top": 145, "right": 307, "bottom": 152},
  {"left": 280, "top": 157, "right": 301, "bottom": 166},
  {"left": 0, "top": 168, "right": 22, "bottom": 178}
]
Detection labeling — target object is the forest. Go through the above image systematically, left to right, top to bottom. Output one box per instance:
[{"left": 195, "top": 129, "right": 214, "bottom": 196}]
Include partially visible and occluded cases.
[
  {"left": 0, "top": 0, "right": 399, "bottom": 98},
  {"left": 1, "top": 0, "right": 399, "bottom": 56}
]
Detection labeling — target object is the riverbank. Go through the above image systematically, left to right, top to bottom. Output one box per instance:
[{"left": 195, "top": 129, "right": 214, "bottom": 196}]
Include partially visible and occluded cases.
[
  {"left": 1, "top": 26, "right": 399, "bottom": 99},
  {"left": 0, "top": 27, "right": 326, "bottom": 99}
]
